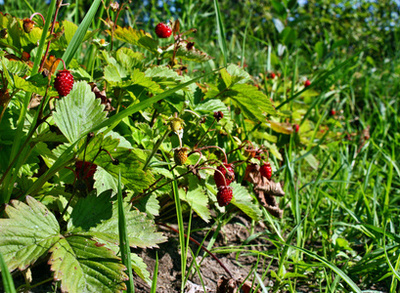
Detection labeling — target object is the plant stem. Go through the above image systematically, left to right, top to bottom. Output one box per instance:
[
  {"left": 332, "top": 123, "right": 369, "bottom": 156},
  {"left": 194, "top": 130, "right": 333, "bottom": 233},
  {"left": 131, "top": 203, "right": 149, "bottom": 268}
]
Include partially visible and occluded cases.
[{"left": 39, "top": 0, "right": 64, "bottom": 73}]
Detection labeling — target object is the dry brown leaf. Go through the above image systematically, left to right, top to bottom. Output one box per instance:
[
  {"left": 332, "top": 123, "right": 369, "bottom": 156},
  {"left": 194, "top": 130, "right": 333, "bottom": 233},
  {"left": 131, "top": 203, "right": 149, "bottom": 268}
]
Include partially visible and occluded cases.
[{"left": 244, "top": 163, "right": 285, "bottom": 218}]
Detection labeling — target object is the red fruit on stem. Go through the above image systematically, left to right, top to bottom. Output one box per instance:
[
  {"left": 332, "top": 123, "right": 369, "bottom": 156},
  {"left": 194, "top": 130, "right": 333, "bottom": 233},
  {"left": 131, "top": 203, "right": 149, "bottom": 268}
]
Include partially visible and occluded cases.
[
  {"left": 155, "top": 22, "right": 172, "bottom": 38},
  {"left": 54, "top": 69, "right": 74, "bottom": 97},
  {"left": 270, "top": 72, "right": 276, "bottom": 79},
  {"left": 304, "top": 79, "right": 311, "bottom": 87},
  {"left": 330, "top": 109, "right": 336, "bottom": 116},
  {"left": 294, "top": 124, "right": 300, "bottom": 133},
  {"left": 75, "top": 161, "right": 97, "bottom": 179},
  {"left": 260, "top": 162, "right": 272, "bottom": 180},
  {"left": 214, "top": 163, "right": 235, "bottom": 187},
  {"left": 217, "top": 186, "right": 233, "bottom": 207}
]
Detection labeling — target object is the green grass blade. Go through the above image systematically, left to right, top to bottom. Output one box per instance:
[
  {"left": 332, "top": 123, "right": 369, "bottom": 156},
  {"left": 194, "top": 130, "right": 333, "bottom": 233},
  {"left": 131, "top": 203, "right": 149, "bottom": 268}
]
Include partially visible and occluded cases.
[
  {"left": 60, "top": 0, "right": 102, "bottom": 68},
  {"left": 213, "top": 0, "right": 228, "bottom": 66},
  {"left": 240, "top": 9, "right": 252, "bottom": 68},
  {"left": 276, "top": 51, "right": 361, "bottom": 110},
  {"left": 117, "top": 170, "right": 135, "bottom": 293},
  {"left": 280, "top": 243, "right": 362, "bottom": 293},
  {"left": 0, "top": 252, "right": 17, "bottom": 293},
  {"left": 150, "top": 252, "right": 158, "bottom": 293}
]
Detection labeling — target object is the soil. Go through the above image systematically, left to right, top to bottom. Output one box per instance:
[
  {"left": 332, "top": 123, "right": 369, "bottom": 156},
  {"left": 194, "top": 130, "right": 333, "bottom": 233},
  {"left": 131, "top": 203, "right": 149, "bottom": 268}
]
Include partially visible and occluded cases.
[{"left": 132, "top": 215, "right": 278, "bottom": 293}]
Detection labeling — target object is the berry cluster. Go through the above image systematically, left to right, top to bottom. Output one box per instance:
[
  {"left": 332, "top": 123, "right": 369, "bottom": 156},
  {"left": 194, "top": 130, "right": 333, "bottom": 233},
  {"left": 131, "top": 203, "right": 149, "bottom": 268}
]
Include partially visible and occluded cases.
[{"left": 214, "top": 163, "right": 235, "bottom": 206}]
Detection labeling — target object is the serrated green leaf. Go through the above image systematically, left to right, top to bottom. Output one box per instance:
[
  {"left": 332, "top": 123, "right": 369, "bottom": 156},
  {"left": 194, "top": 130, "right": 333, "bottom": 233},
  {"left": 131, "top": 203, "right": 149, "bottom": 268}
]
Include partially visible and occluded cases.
[
  {"left": 111, "top": 26, "right": 159, "bottom": 54},
  {"left": 160, "top": 44, "right": 213, "bottom": 63},
  {"left": 116, "top": 47, "right": 145, "bottom": 73},
  {"left": 4, "top": 59, "right": 31, "bottom": 77},
  {"left": 226, "top": 64, "right": 251, "bottom": 84},
  {"left": 127, "top": 68, "right": 163, "bottom": 95},
  {"left": 220, "top": 68, "right": 232, "bottom": 88},
  {"left": 13, "top": 75, "right": 49, "bottom": 96},
  {"left": 53, "top": 81, "right": 107, "bottom": 143},
  {"left": 230, "top": 84, "right": 276, "bottom": 121},
  {"left": 80, "top": 133, "right": 153, "bottom": 193},
  {"left": 94, "top": 166, "right": 120, "bottom": 196},
  {"left": 180, "top": 177, "right": 211, "bottom": 222},
  {"left": 230, "top": 183, "right": 261, "bottom": 221},
  {"left": 67, "top": 191, "right": 113, "bottom": 233},
  {"left": 135, "top": 194, "right": 160, "bottom": 218},
  {"left": 0, "top": 196, "right": 61, "bottom": 272},
  {"left": 83, "top": 201, "right": 167, "bottom": 248},
  {"left": 49, "top": 236, "right": 127, "bottom": 293},
  {"left": 131, "top": 252, "right": 151, "bottom": 285}
]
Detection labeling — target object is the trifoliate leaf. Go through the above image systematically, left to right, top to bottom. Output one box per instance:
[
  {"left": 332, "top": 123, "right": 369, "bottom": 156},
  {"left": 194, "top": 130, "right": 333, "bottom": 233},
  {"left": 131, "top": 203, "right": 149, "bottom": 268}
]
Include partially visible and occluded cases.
[
  {"left": 53, "top": 81, "right": 107, "bottom": 143},
  {"left": 0, "top": 196, "right": 61, "bottom": 271},
  {"left": 49, "top": 236, "right": 127, "bottom": 293}
]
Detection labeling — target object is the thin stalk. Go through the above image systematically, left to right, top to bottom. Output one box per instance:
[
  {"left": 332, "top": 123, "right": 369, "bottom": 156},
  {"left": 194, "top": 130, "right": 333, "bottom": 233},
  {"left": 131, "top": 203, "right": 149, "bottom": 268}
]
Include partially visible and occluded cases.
[{"left": 143, "top": 130, "right": 170, "bottom": 171}]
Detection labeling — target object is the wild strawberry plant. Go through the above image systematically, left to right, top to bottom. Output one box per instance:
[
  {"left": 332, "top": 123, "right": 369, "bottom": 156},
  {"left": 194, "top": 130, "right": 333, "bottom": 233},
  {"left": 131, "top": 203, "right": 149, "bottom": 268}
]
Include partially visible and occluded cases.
[{"left": 0, "top": 1, "right": 291, "bottom": 291}]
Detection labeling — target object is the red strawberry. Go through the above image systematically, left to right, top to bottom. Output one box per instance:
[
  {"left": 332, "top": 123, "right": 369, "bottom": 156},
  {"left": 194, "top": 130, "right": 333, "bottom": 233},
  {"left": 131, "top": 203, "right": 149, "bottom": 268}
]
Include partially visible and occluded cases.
[
  {"left": 155, "top": 22, "right": 172, "bottom": 38},
  {"left": 54, "top": 69, "right": 74, "bottom": 97},
  {"left": 269, "top": 72, "right": 276, "bottom": 79},
  {"left": 304, "top": 79, "right": 311, "bottom": 87},
  {"left": 330, "top": 109, "right": 336, "bottom": 116},
  {"left": 294, "top": 124, "right": 300, "bottom": 133},
  {"left": 75, "top": 161, "right": 97, "bottom": 179},
  {"left": 260, "top": 162, "right": 272, "bottom": 180},
  {"left": 214, "top": 163, "right": 235, "bottom": 187},
  {"left": 217, "top": 186, "right": 233, "bottom": 207}
]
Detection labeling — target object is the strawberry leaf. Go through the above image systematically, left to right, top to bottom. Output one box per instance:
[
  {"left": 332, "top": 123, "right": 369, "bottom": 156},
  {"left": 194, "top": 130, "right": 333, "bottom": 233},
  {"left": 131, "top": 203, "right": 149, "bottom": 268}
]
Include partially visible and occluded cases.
[
  {"left": 110, "top": 26, "right": 159, "bottom": 54},
  {"left": 53, "top": 81, "right": 107, "bottom": 143},
  {"left": 79, "top": 133, "right": 153, "bottom": 193},
  {"left": 230, "top": 183, "right": 262, "bottom": 221},
  {"left": 68, "top": 193, "right": 166, "bottom": 248},
  {"left": 0, "top": 196, "right": 61, "bottom": 272},
  {"left": 49, "top": 236, "right": 128, "bottom": 293}
]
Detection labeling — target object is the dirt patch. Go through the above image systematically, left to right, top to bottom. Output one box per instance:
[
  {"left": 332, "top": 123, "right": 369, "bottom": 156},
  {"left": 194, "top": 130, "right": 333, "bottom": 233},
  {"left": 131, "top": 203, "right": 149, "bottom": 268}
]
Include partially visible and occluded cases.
[{"left": 133, "top": 216, "right": 277, "bottom": 292}]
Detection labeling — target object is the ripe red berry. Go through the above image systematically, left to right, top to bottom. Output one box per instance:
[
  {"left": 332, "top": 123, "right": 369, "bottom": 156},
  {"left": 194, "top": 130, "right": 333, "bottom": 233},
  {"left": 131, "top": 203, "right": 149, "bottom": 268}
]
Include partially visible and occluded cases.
[
  {"left": 155, "top": 22, "right": 172, "bottom": 38},
  {"left": 54, "top": 69, "right": 74, "bottom": 97},
  {"left": 270, "top": 72, "right": 276, "bottom": 79},
  {"left": 304, "top": 79, "right": 311, "bottom": 87},
  {"left": 330, "top": 109, "right": 336, "bottom": 116},
  {"left": 294, "top": 124, "right": 300, "bottom": 133},
  {"left": 75, "top": 161, "right": 97, "bottom": 180},
  {"left": 260, "top": 162, "right": 272, "bottom": 180},
  {"left": 214, "top": 163, "right": 235, "bottom": 188},
  {"left": 217, "top": 186, "right": 233, "bottom": 207}
]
